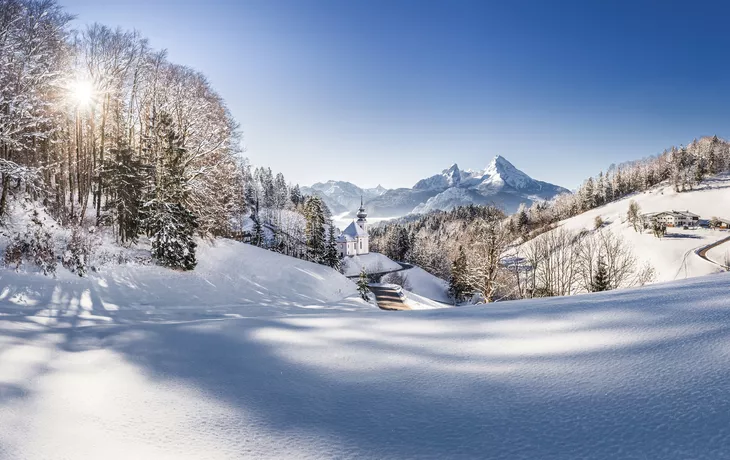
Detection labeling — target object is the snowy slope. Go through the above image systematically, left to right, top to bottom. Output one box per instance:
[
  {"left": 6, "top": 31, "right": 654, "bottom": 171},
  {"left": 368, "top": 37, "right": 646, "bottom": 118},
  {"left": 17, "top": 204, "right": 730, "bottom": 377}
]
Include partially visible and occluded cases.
[
  {"left": 529, "top": 173, "right": 730, "bottom": 282},
  {"left": 0, "top": 239, "right": 365, "bottom": 321},
  {"left": 341, "top": 252, "right": 402, "bottom": 276},
  {"left": 1, "top": 265, "right": 730, "bottom": 458},
  {"left": 398, "top": 265, "right": 451, "bottom": 303}
]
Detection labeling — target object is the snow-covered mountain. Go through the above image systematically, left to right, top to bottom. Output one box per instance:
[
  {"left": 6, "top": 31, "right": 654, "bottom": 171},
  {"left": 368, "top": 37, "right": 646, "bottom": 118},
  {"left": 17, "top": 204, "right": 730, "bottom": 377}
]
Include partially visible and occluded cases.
[
  {"left": 411, "top": 155, "right": 570, "bottom": 214},
  {"left": 304, "top": 156, "right": 568, "bottom": 217},
  {"left": 300, "top": 181, "right": 388, "bottom": 214}
]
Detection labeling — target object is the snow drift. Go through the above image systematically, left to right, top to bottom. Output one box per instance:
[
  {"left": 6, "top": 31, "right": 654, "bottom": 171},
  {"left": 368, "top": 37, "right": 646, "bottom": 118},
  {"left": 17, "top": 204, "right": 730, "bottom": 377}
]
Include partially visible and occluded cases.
[{"left": 1, "top": 266, "right": 729, "bottom": 458}]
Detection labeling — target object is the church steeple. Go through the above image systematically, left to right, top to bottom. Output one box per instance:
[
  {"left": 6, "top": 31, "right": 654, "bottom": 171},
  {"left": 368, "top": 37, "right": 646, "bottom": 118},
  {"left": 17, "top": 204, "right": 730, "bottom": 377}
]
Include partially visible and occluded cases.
[{"left": 357, "top": 196, "right": 367, "bottom": 221}]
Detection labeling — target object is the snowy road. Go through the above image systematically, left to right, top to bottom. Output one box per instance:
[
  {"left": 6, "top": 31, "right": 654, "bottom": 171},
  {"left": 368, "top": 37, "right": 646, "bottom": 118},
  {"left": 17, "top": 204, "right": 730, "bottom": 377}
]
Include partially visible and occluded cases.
[{"left": 697, "top": 234, "right": 730, "bottom": 268}]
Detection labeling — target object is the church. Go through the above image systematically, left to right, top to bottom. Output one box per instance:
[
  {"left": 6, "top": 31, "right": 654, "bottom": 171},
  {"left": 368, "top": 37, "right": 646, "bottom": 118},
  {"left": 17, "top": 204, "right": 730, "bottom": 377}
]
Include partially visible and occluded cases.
[{"left": 336, "top": 200, "right": 369, "bottom": 257}]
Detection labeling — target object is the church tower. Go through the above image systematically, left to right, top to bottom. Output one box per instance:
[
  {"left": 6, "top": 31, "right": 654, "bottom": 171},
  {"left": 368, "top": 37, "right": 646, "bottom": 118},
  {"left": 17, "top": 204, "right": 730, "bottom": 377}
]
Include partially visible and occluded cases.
[{"left": 356, "top": 196, "right": 368, "bottom": 232}]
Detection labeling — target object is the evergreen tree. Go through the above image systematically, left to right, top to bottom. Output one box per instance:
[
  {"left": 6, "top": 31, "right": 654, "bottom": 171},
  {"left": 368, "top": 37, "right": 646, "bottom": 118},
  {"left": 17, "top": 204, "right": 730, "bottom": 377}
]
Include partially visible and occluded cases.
[
  {"left": 143, "top": 113, "right": 198, "bottom": 270},
  {"left": 102, "top": 147, "right": 147, "bottom": 244},
  {"left": 274, "top": 173, "right": 288, "bottom": 209},
  {"left": 290, "top": 184, "right": 302, "bottom": 207},
  {"left": 304, "top": 196, "right": 326, "bottom": 263},
  {"left": 147, "top": 203, "right": 198, "bottom": 270},
  {"left": 516, "top": 207, "right": 529, "bottom": 233},
  {"left": 252, "top": 215, "right": 264, "bottom": 247},
  {"left": 324, "top": 221, "right": 341, "bottom": 270},
  {"left": 448, "top": 245, "right": 470, "bottom": 303},
  {"left": 591, "top": 256, "right": 610, "bottom": 292},
  {"left": 357, "top": 267, "right": 370, "bottom": 301}
]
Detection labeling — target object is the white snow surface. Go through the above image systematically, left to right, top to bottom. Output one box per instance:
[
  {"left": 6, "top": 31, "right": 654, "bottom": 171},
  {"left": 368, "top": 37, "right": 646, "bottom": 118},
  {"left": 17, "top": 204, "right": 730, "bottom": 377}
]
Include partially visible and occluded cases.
[
  {"left": 1, "top": 250, "right": 730, "bottom": 458},
  {"left": 341, "top": 252, "right": 402, "bottom": 276},
  {"left": 398, "top": 265, "right": 451, "bottom": 303}
]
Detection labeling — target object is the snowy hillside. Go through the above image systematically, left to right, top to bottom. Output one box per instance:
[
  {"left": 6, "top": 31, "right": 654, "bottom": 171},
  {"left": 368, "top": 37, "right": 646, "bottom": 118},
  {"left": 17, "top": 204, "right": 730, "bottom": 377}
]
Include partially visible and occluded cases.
[
  {"left": 533, "top": 173, "right": 730, "bottom": 282},
  {"left": 0, "top": 239, "right": 366, "bottom": 321},
  {"left": 341, "top": 252, "right": 402, "bottom": 276},
  {"left": 2, "top": 258, "right": 730, "bottom": 458}
]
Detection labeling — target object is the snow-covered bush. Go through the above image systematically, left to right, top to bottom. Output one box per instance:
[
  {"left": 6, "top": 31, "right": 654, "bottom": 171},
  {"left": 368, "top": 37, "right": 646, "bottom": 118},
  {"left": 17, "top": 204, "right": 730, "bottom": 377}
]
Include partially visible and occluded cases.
[
  {"left": 3, "top": 212, "right": 56, "bottom": 275},
  {"left": 62, "top": 227, "right": 93, "bottom": 276}
]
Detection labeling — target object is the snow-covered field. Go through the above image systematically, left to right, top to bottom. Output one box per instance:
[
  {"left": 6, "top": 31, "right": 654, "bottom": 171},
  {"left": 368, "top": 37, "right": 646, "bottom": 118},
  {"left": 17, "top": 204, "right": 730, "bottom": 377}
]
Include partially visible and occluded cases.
[
  {"left": 535, "top": 173, "right": 730, "bottom": 282},
  {"left": 1, "top": 247, "right": 730, "bottom": 458}
]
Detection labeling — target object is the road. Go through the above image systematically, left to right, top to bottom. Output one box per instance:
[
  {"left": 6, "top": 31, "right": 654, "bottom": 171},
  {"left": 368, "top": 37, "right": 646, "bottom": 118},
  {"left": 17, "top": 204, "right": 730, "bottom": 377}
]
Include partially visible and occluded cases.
[
  {"left": 697, "top": 234, "right": 730, "bottom": 268},
  {"left": 345, "top": 262, "right": 413, "bottom": 280},
  {"left": 368, "top": 285, "right": 411, "bottom": 311}
]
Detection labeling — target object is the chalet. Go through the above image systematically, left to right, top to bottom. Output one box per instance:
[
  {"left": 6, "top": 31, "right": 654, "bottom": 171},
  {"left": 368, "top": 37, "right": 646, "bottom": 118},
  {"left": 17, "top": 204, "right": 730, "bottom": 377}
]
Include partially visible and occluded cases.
[
  {"left": 336, "top": 200, "right": 369, "bottom": 257},
  {"left": 642, "top": 210, "right": 701, "bottom": 228},
  {"left": 711, "top": 218, "right": 730, "bottom": 229}
]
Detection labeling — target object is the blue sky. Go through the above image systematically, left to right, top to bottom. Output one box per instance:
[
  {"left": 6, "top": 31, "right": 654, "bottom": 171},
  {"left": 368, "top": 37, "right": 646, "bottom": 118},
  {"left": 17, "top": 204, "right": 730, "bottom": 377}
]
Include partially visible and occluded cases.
[{"left": 60, "top": 0, "right": 730, "bottom": 189}]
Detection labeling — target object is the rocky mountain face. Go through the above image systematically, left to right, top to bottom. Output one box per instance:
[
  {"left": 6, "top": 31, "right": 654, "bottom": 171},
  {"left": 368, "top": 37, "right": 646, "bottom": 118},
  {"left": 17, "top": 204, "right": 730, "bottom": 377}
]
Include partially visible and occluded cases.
[{"left": 304, "top": 156, "right": 569, "bottom": 217}]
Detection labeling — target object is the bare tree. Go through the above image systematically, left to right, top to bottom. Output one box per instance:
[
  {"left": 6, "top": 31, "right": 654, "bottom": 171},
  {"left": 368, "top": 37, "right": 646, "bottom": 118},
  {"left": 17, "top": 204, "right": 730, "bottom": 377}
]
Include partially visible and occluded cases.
[{"left": 464, "top": 215, "right": 511, "bottom": 302}]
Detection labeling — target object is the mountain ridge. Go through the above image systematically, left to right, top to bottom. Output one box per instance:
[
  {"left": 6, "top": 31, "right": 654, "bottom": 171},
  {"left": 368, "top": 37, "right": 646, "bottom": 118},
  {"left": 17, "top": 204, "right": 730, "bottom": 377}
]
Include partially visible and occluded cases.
[{"left": 304, "top": 155, "right": 569, "bottom": 217}]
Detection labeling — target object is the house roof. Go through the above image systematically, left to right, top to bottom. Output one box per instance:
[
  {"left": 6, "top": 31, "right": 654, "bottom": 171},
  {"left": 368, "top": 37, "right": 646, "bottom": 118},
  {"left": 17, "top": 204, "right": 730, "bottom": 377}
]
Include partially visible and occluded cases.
[
  {"left": 643, "top": 210, "right": 700, "bottom": 219},
  {"left": 673, "top": 210, "right": 700, "bottom": 218},
  {"left": 341, "top": 221, "right": 367, "bottom": 238}
]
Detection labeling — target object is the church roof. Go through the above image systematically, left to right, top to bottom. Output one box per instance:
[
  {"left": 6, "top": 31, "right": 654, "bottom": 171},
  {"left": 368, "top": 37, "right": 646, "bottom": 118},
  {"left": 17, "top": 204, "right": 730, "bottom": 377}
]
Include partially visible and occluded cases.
[{"left": 342, "top": 221, "right": 367, "bottom": 238}]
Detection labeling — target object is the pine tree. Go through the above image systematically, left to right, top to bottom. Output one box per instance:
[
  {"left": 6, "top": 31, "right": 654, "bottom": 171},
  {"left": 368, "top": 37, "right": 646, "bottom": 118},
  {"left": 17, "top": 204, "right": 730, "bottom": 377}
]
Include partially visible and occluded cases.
[
  {"left": 143, "top": 113, "right": 198, "bottom": 270},
  {"left": 102, "top": 147, "right": 147, "bottom": 244},
  {"left": 290, "top": 184, "right": 302, "bottom": 207},
  {"left": 304, "top": 196, "right": 326, "bottom": 263},
  {"left": 516, "top": 207, "right": 529, "bottom": 233},
  {"left": 252, "top": 212, "right": 264, "bottom": 247},
  {"left": 324, "top": 221, "right": 341, "bottom": 270},
  {"left": 448, "top": 245, "right": 470, "bottom": 303},
  {"left": 591, "top": 256, "right": 610, "bottom": 292},
  {"left": 357, "top": 267, "right": 370, "bottom": 301}
]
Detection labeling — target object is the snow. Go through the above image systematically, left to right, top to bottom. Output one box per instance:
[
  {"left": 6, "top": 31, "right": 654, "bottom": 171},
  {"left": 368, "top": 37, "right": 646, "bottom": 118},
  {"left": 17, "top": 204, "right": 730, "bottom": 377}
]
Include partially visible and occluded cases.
[
  {"left": 531, "top": 173, "right": 730, "bottom": 282},
  {"left": 0, "top": 239, "right": 367, "bottom": 322},
  {"left": 1, "top": 250, "right": 730, "bottom": 458},
  {"left": 340, "top": 252, "right": 402, "bottom": 276},
  {"left": 342, "top": 253, "right": 451, "bottom": 304},
  {"left": 398, "top": 265, "right": 451, "bottom": 303}
]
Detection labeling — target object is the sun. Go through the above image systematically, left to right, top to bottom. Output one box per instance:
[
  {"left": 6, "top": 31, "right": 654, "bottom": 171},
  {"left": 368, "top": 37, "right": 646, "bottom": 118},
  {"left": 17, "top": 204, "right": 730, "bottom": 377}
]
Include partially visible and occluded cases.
[{"left": 69, "top": 79, "right": 95, "bottom": 107}]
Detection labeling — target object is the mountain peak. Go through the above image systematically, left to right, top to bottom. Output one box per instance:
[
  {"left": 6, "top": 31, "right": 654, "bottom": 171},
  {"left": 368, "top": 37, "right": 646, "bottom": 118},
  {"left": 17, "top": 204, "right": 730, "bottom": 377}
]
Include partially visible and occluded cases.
[{"left": 486, "top": 154, "right": 513, "bottom": 171}]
